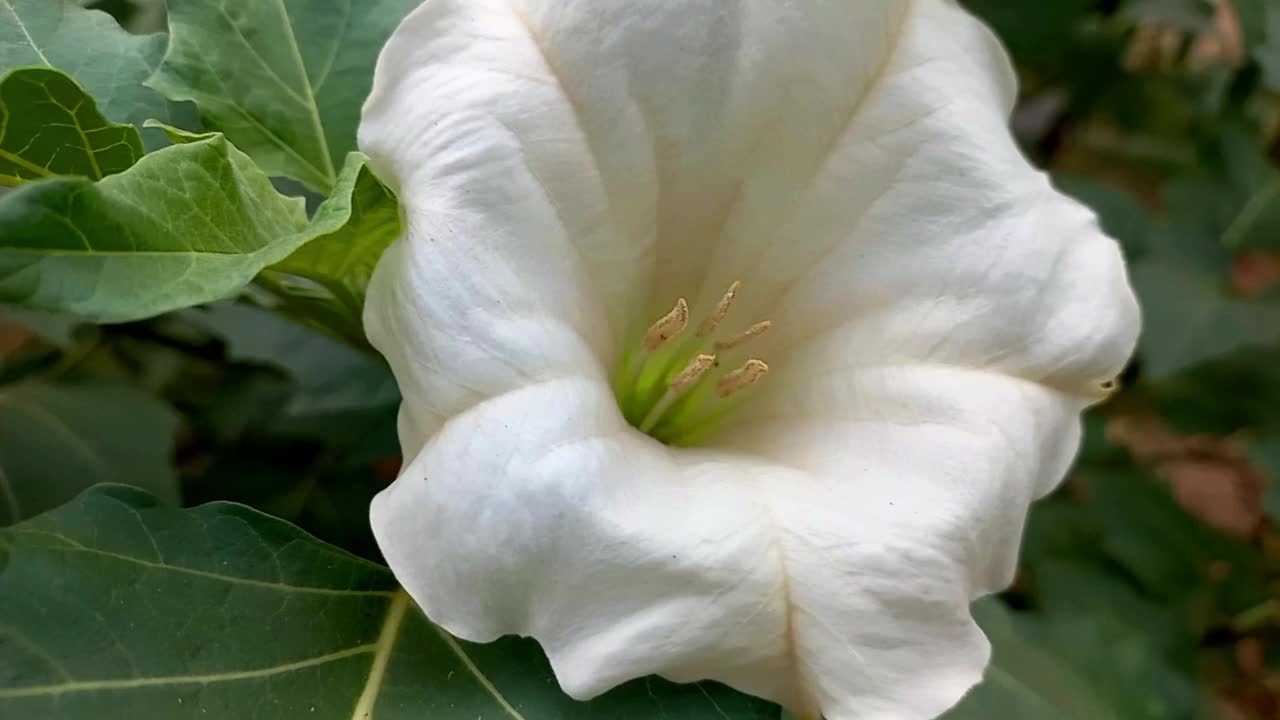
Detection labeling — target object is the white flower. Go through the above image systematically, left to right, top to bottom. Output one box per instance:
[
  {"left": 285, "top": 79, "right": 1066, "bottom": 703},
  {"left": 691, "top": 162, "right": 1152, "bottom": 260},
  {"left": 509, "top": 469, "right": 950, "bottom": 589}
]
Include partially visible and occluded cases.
[{"left": 359, "top": 1, "right": 1140, "bottom": 718}]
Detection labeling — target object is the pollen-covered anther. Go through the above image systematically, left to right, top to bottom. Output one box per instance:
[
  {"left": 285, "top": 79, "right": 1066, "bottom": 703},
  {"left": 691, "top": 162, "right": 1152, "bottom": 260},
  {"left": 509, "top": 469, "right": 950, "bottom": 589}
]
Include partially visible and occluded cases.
[
  {"left": 697, "top": 280, "right": 742, "bottom": 337},
  {"left": 643, "top": 298, "right": 690, "bottom": 352},
  {"left": 714, "top": 320, "right": 772, "bottom": 352},
  {"left": 638, "top": 353, "right": 717, "bottom": 433},
  {"left": 670, "top": 354, "right": 717, "bottom": 394},
  {"left": 716, "top": 359, "right": 769, "bottom": 398}
]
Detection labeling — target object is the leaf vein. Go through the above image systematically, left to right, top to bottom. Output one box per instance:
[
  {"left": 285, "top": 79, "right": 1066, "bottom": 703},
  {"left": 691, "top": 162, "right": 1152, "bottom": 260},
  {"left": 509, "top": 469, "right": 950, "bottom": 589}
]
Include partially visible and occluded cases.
[
  {"left": 1, "top": 1, "right": 53, "bottom": 67},
  {"left": 7, "top": 527, "right": 397, "bottom": 597},
  {"left": 349, "top": 590, "right": 410, "bottom": 719},
  {"left": 431, "top": 624, "right": 528, "bottom": 720},
  {"left": 0, "top": 643, "right": 379, "bottom": 698}
]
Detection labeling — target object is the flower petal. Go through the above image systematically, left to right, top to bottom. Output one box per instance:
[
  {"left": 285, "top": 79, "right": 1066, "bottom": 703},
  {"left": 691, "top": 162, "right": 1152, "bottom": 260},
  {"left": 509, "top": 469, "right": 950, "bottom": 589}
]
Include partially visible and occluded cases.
[
  {"left": 359, "top": 0, "right": 912, "bottom": 405},
  {"left": 362, "top": 0, "right": 1140, "bottom": 717},
  {"left": 679, "top": 0, "right": 1139, "bottom": 398},
  {"left": 371, "top": 366, "right": 1083, "bottom": 718},
  {"left": 721, "top": 366, "right": 1089, "bottom": 718},
  {"left": 369, "top": 378, "right": 798, "bottom": 703}
]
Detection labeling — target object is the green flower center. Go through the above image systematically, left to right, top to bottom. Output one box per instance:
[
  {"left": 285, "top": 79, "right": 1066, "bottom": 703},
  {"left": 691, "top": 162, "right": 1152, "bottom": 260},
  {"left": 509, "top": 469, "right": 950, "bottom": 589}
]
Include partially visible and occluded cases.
[{"left": 613, "top": 281, "right": 771, "bottom": 446}]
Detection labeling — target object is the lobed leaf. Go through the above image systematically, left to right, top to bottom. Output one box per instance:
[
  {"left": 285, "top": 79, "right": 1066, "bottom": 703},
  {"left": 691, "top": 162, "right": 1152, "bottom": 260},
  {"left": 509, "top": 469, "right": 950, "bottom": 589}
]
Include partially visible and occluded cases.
[
  {"left": 0, "top": 0, "right": 190, "bottom": 148},
  {"left": 148, "top": 0, "right": 418, "bottom": 192},
  {"left": 0, "top": 67, "right": 144, "bottom": 186},
  {"left": 0, "top": 135, "right": 305, "bottom": 321},
  {"left": 0, "top": 137, "right": 394, "bottom": 323},
  {"left": 271, "top": 154, "right": 400, "bottom": 316},
  {"left": 1133, "top": 258, "right": 1280, "bottom": 379},
  {"left": 184, "top": 302, "right": 399, "bottom": 417},
  {"left": 0, "top": 382, "right": 178, "bottom": 525},
  {"left": 0, "top": 485, "right": 781, "bottom": 719},
  {"left": 943, "top": 601, "right": 1128, "bottom": 720}
]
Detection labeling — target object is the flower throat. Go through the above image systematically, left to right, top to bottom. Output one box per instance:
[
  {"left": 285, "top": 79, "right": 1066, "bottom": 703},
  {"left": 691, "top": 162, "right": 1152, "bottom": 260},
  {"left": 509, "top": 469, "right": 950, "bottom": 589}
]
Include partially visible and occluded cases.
[{"left": 613, "top": 281, "right": 771, "bottom": 446}]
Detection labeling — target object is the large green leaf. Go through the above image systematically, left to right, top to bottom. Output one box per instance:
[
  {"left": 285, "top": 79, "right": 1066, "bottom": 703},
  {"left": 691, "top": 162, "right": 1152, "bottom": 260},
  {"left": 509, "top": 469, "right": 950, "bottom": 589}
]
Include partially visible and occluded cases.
[
  {"left": 0, "top": 0, "right": 187, "bottom": 147},
  {"left": 148, "top": 0, "right": 418, "bottom": 192},
  {"left": 961, "top": 0, "right": 1096, "bottom": 63},
  {"left": 0, "top": 67, "right": 144, "bottom": 186},
  {"left": 1209, "top": 129, "right": 1280, "bottom": 253},
  {"left": 0, "top": 135, "right": 303, "bottom": 321},
  {"left": 0, "top": 136, "right": 386, "bottom": 323},
  {"left": 272, "top": 155, "right": 400, "bottom": 315},
  {"left": 1054, "top": 175, "right": 1152, "bottom": 261},
  {"left": 1133, "top": 258, "right": 1280, "bottom": 379},
  {"left": 185, "top": 302, "right": 398, "bottom": 417},
  {"left": 1151, "top": 347, "right": 1280, "bottom": 434},
  {"left": 0, "top": 382, "right": 177, "bottom": 525},
  {"left": 1084, "top": 464, "right": 1268, "bottom": 620},
  {"left": 0, "top": 485, "right": 781, "bottom": 719},
  {"left": 1019, "top": 502, "right": 1203, "bottom": 720},
  {"left": 942, "top": 600, "right": 1126, "bottom": 720}
]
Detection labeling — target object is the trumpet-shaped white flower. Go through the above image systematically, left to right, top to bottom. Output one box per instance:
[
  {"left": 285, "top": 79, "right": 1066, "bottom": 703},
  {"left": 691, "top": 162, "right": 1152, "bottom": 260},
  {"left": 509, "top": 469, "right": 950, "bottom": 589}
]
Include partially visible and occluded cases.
[{"left": 359, "top": 1, "right": 1140, "bottom": 717}]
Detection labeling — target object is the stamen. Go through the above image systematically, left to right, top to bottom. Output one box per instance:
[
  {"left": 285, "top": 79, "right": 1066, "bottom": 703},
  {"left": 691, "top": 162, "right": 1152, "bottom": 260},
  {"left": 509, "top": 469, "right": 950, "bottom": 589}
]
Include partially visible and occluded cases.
[
  {"left": 696, "top": 280, "right": 742, "bottom": 337},
  {"left": 620, "top": 284, "right": 776, "bottom": 444},
  {"left": 643, "top": 298, "right": 689, "bottom": 352},
  {"left": 713, "top": 320, "right": 772, "bottom": 352},
  {"left": 669, "top": 353, "right": 717, "bottom": 394},
  {"left": 639, "top": 354, "right": 717, "bottom": 433},
  {"left": 716, "top": 359, "right": 769, "bottom": 398}
]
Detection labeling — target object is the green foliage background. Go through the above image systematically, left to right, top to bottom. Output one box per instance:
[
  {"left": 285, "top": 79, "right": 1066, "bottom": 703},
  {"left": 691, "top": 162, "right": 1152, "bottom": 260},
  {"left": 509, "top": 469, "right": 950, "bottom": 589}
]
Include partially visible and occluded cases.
[{"left": 2, "top": 0, "right": 1280, "bottom": 718}]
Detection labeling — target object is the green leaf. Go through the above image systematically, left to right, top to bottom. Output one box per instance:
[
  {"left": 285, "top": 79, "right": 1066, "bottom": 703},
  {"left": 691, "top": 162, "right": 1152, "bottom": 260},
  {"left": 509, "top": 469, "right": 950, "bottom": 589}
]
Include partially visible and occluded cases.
[
  {"left": 0, "top": 0, "right": 189, "bottom": 148},
  {"left": 148, "top": 0, "right": 418, "bottom": 192},
  {"left": 960, "top": 0, "right": 1096, "bottom": 65},
  {"left": 1232, "top": 0, "right": 1268, "bottom": 51},
  {"left": 1258, "top": 12, "right": 1280, "bottom": 92},
  {"left": 0, "top": 67, "right": 144, "bottom": 186},
  {"left": 140, "top": 119, "right": 214, "bottom": 146},
  {"left": 1211, "top": 129, "right": 1280, "bottom": 253},
  {"left": 0, "top": 135, "right": 306, "bottom": 321},
  {"left": 0, "top": 136, "right": 387, "bottom": 323},
  {"left": 272, "top": 154, "right": 400, "bottom": 314},
  {"left": 1054, "top": 176, "right": 1152, "bottom": 261},
  {"left": 1153, "top": 179, "right": 1234, "bottom": 271},
  {"left": 1132, "top": 258, "right": 1280, "bottom": 379},
  {"left": 185, "top": 302, "right": 398, "bottom": 417},
  {"left": 0, "top": 304, "right": 84, "bottom": 350},
  {"left": 1151, "top": 347, "right": 1280, "bottom": 434},
  {"left": 0, "top": 383, "right": 177, "bottom": 525},
  {"left": 1253, "top": 434, "right": 1280, "bottom": 523},
  {"left": 1084, "top": 465, "right": 1268, "bottom": 619},
  {"left": 0, "top": 485, "right": 780, "bottom": 719},
  {"left": 1019, "top": 506, "right": 1202, "bottom": 719},
  {"left": 942, "top": 600, "right": 1127, "bottom": 720}
]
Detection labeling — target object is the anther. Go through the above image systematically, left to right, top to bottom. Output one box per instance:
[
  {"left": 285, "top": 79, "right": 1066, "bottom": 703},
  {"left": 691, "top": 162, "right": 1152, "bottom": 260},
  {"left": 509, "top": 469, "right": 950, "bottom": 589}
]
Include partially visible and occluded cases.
[
  {"left": 697, "top": 280, "right": 742, "bottom": 337},
  {"left": 643, "top": 298, "right": 689, "bottom": 352},
  {"left": 714, "top": 320, "right": 772, "bottom": 352},
  {"left": 638, "top": 353, "right": 717, "bottom": 433},
  {"left": 670, "top": 354, "right": 716, "bottom": 394},
  {"left": 715, "top": 359, "right": 769, "bottom": 398}
]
